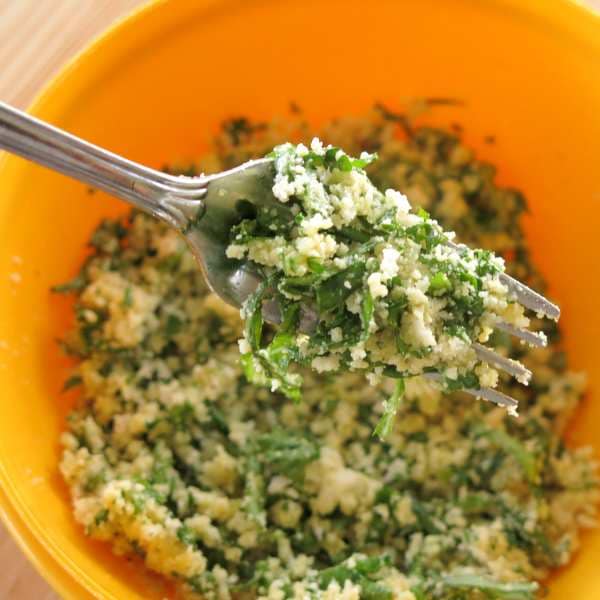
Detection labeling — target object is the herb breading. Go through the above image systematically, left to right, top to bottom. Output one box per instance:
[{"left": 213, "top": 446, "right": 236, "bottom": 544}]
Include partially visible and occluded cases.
[
  {"left": 57, "top": 108, "right": 598, "bottom": 599},
  {"left": 228, "top": 140, "right": 530, "bottom": 415}
]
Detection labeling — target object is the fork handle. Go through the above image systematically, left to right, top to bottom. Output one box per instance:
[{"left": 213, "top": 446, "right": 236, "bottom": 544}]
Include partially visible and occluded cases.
[{"left": 0, "top": 102, "right": 205, "bottom": 228}]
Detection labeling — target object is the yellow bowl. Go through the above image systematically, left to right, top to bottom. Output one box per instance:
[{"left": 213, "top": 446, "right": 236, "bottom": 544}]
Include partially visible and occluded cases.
[{"left": 1, "top": 0, "right": 599, "bottom": 598}]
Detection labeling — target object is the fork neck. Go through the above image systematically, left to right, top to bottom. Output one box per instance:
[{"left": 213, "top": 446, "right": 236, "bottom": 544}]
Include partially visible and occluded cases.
[{"left": 114, "top": 177, "right": 206, "bottom": 230}]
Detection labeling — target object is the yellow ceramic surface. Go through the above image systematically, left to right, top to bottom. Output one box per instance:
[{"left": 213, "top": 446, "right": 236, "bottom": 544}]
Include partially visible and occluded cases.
[{"left": 0, "top": 0, "right": 598, "bottom": 598}]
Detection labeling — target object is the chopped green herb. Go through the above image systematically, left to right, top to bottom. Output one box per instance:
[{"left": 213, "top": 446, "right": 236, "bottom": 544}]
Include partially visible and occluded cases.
[
  {"left": 51, "top": 274, "right": 87, "bottom": 294},
  {"left": 122, "top": 286, "right": 133, "bottom": 308},
  {"left": 165, "top": 314, "right": 183, "bottom": 337},
  {"left": 62, "top": 374, "right": 82, "bottom": 392},
  {"left": 373, "top": 379, "right": 405, "bottom": 439},
  {"left": 480, "top": 427, "right": 540, "bottom": 485},
  {"left": 94, "top": 509, "right": 109, "bottom": 526},
  {"left": 442, "top": 574, "right": 538, "bottom": 599}
]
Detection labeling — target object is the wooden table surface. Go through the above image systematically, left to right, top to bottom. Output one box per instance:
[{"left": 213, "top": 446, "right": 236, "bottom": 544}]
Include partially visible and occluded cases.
[{"left": 0, "top": 0, "right": 599, "bottom": 598}]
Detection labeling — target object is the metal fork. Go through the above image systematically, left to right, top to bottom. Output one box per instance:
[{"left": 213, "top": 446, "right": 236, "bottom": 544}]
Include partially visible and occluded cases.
[{"left": 0, "top": 102, "right": 559, "bottom": 411}]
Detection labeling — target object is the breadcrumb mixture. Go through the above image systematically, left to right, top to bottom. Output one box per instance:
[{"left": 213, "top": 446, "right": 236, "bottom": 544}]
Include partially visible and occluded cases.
[
  {"left": 57, "top": 107, "right": 598, "bottom": 599},
  {"left": 227, "top": 138, "right": 529, "bottom": 416}
]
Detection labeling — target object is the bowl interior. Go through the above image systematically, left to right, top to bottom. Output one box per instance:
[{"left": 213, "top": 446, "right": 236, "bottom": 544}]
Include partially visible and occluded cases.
[{"left": 0, "top": 0, "right": 599, "bottom": 598}]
